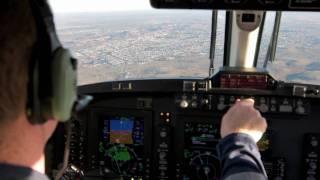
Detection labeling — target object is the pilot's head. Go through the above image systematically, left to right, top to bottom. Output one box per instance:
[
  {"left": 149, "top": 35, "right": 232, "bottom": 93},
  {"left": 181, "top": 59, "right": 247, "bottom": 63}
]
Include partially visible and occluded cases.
[
  {"left": 0, "top": 0, "right": 58, "bottom": 172},
  {"left": 0, "top": 0, "right": 35, "bottom": 123}
]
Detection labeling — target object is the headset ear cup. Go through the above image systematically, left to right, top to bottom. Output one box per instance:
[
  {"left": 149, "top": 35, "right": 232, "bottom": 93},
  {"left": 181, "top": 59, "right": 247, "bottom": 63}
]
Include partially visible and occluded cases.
[
  {"left": 51, "top": 48, "right": 77, "bottom": 122},
  {"left": 27, "top": 58, "right": 43, "bottom": 124}
]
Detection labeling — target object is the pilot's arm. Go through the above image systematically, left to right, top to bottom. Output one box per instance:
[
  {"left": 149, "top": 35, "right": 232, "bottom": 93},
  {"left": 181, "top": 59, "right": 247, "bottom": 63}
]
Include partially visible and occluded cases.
[{"left": 217, "top": 99, "right": 268, "bottom": 180}]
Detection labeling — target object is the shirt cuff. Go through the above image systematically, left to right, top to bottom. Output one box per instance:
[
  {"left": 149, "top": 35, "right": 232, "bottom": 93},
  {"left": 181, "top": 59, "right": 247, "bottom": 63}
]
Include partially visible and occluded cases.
[{"left": 217, "top": 133, "right": 259, "bottom": 159}]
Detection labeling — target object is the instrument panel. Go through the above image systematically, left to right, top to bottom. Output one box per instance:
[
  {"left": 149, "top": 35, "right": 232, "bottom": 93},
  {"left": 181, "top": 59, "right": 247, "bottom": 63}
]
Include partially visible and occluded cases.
[{"left": 49, "top": 72, "right": 320, "bottom": 180}]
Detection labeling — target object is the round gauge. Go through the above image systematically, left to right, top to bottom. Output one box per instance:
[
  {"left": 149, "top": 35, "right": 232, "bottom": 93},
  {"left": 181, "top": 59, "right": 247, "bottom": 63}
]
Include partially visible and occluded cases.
[
  {"left": 104, "top": 144, "right": 144, "bottom": 176},
  {"left": 187, "top": 152, "right": 220, "bottom": 180}
]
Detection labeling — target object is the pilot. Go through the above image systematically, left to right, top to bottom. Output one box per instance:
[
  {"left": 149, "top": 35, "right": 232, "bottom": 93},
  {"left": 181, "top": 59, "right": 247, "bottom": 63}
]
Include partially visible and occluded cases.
[
  {"left": 0, "top": 0, "right": 56, "bottom": 179},
  {"left": 0, "top": 1, "right": 267, "bottom": 180},
  {"left": 218, "top": 98, "right": 268, "bottom": 180}
]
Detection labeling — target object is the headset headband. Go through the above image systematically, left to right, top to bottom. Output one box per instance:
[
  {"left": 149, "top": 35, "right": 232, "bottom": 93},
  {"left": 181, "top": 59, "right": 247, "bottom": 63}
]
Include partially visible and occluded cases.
[{"left": 27, "top": 0, "right": 77, "bottom": 123}]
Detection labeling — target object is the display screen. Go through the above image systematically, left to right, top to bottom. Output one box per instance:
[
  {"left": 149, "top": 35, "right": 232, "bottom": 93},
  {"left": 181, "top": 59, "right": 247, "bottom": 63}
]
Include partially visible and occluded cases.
[
  {"left": 290, "top": 0, "right": 320, "bottom": 9},
  {"left": 242, "top": 13, "right": 255, "bottom": 23},
  {"left": 99, "top": 116, "right": 145, "bottom": 178},
  {"left": 110, "top": 119, "right": 134, "bottom": 144},
  {"left": 183, "top": 122, "right": 221, "bottom": 180},
  {"left": 184, "top": 122, "right": 220, "bottom": 149}
]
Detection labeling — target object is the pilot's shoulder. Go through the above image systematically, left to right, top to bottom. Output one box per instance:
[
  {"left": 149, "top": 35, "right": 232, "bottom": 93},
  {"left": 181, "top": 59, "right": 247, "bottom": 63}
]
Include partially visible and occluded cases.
[
  {"left": 0, "top": 163, "right": 49, "bottom": 180},
  {"left": 224, "top": 172, "right": 267, "bottom": 180}
]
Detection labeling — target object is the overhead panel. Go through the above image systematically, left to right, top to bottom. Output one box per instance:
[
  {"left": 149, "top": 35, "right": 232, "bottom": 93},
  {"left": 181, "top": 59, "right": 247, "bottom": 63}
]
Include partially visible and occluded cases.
[{"left": 150, "top": 0, "right": 320, "bottom": 11}]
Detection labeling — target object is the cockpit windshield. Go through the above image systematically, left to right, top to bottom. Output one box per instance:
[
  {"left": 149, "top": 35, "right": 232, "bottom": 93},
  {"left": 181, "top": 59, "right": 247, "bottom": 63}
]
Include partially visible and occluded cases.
[
  {"left": 50, "top": 0, "right": 320, "bottom": 85},
  {"left": 261, "top": 12, "right": 320, "bottom": 85}
]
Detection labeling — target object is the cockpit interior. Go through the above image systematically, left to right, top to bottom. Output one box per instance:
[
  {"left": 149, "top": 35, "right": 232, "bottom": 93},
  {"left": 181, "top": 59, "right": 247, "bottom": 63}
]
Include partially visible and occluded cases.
[{"left": 46, "top": 0, "right": 320, "bottom": 179}]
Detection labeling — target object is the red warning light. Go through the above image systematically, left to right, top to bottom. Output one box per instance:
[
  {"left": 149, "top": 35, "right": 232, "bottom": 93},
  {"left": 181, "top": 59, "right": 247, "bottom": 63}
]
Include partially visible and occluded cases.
[{"left": 220, "top": 74, "right": 268, "bottom": 89}]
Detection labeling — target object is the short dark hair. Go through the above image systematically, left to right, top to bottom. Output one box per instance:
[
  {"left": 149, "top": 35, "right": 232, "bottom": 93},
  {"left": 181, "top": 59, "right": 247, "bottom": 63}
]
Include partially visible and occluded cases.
[{"left": 0, "top": 0, "right": 36, "bottom": 123}]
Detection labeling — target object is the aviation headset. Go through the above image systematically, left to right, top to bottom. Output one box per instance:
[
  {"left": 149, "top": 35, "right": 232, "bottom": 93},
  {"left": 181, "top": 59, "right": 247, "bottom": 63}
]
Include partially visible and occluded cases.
[{"left": 27, "top": 0, "right": 77, "bottom": 124}]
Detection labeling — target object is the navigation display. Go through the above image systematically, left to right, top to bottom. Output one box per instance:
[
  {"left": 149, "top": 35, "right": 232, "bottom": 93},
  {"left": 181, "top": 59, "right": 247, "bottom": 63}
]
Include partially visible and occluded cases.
[
  {"left": 99, "top": 116, "right": 145, "bottom": 178},
  {"left": 183, "top": 122, "right": 221, "bottom": 180}
]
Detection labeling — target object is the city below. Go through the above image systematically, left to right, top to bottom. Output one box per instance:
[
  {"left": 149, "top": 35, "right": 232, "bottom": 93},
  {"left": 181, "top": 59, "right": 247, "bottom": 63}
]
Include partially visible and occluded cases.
[{"left": 54, "top": 11, "right": 320, "bottom": 85}]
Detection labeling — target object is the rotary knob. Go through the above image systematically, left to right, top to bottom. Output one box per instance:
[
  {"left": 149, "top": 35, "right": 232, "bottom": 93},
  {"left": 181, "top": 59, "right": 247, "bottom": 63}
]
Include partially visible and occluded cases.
[
  {"left": 201, "top": 99, "right": 209, "bottom": 105},
  {"left": 180, "top": 100, "right": 189, "bottom": 109},
  {"left": 191, "top": 101, "right": 198, "bottom": 108},
  {"left": 217, "top": 103, "right": 226, "bottom": 111},
  {"left": 259, "top": 104, "right": 269, "bottom": 113},
  {"left": 296, "top": 106, "right": 306, "bottom": 114},
  {"left": 311, "top": 139, "right": 318, "bottom": 147},
  {"left": 309, "top": 162, "right": 317, "bottom": 170}
]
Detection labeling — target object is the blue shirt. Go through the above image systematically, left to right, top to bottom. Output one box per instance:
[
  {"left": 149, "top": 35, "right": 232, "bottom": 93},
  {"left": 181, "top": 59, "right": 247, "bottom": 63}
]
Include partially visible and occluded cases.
[
  {"left": 217, "top": 133, "right": 268, "bottom": 180},
  {"left": 0, "top": 163, "right": 49, "bottom": 180}
]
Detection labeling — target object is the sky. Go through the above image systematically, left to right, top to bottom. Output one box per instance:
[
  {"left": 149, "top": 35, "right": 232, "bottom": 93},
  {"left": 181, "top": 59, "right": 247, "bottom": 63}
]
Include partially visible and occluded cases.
[{"left": 49, "top": 0, "right": 153, "bottom": 13}]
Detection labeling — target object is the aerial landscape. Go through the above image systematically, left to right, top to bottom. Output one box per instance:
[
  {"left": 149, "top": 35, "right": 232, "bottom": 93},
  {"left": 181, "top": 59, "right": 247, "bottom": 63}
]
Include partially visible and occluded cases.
[{"left": 54, "top": 10, "right": 320, "bottom": 85}]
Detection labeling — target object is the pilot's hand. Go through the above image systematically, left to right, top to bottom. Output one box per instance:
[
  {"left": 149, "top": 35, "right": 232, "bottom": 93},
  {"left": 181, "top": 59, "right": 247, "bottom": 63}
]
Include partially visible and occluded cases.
[{"left": 220, "top": 98, "right": 267, "bottom": 143}]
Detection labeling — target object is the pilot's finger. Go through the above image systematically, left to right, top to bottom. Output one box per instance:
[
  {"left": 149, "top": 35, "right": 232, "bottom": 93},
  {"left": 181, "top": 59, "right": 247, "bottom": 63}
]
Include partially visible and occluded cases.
[{"left": 241, "top": 98, "right": 255, "bottom": 105}]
